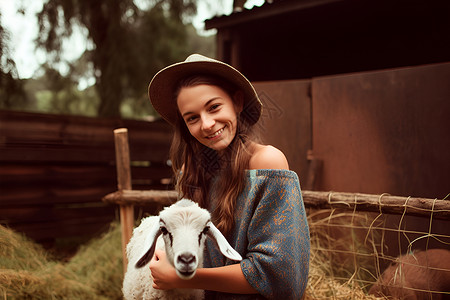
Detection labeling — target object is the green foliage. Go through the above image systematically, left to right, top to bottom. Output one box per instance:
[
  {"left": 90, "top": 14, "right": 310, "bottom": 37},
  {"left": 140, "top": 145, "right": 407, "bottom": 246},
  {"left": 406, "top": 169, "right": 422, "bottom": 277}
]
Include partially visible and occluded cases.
[
  {"left": 31, "top": 0, "right": 211, "bottom": 119},
  {"left": 2, "top": 1, "right": 218, "bottom": 119},
  {"left": 15, "top": 68, "right": 100, "bottom": 117},
  {"left": 33, "top": 86, "right": 99, "bottom": 117}
]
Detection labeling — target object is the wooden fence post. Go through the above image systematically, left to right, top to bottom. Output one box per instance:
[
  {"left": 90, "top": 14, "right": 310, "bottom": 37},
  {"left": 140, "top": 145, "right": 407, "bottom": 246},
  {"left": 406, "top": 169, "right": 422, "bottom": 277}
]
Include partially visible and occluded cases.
[{"left": 114, "top": 128, "right": 134, "bottom": 273}]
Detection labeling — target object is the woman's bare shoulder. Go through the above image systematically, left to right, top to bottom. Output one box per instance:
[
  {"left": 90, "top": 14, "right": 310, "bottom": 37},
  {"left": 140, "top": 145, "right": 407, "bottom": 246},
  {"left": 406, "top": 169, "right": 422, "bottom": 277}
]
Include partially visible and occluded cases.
[{"left": 248, "top": 144, "right": 289, "bottom": 170}]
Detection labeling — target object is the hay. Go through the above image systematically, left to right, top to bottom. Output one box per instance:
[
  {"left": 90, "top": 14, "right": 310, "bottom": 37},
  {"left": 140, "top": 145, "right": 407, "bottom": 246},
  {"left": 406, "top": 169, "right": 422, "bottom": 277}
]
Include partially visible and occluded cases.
[
  {"left": 305, "top": 209, "right": 384, "bottom": 299},
  {"left": 1, "top": 211, "right": 386, "bottom": 299},
  {"left": 66, "top": 222, "right": 123, "bottom": 299},
  {"left": 0, "top": 223, "right": 122, "bottom": 300},
  {"left": 0, "top": 224, "right": 50, "bottom": 272},
  {"left": 305, "top": 237, "right": 381, "bottom": 300},
  {"left": 0, "top": 266, "right": 97, "bottom": 299}
]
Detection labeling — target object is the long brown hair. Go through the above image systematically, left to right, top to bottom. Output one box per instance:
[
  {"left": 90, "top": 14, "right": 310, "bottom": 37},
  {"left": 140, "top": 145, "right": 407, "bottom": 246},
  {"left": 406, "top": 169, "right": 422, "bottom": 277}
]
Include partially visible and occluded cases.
[{"left": 169, "top": 74, "right": 258, "bottom": 236}]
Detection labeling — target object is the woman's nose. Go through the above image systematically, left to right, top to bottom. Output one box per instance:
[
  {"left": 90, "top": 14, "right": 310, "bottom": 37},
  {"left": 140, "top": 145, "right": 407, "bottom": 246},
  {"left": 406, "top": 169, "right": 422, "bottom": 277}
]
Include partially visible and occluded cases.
[{"left": 200, "top": 115, "right": 215, "bottom": 131}]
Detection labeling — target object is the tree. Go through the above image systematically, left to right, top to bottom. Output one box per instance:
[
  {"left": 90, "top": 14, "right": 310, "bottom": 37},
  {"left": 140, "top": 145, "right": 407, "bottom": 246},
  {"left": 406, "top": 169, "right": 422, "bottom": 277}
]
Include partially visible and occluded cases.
[
  {"left": 36, "top": 0, "right": 200, "bottom": 118},
  {"left": 0, "top": 13, "right": 28, "bottom": 110}
]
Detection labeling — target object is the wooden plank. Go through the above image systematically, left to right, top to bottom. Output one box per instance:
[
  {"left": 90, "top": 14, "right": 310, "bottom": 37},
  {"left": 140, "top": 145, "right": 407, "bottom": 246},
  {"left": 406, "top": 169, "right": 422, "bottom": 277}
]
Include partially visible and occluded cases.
[
  {"left": 0, "top": 110, "right": 173, "bottom": 162},
  {"left": 0, "top": 110, "right": 172, "bottom": 145},
  {"left": 0, "top": 112, "right": 172, "bottom": 144},
  {"left": 113, "top": 128, "right": 134, "bottom": 272},
  {"left": 114, "top": 128, "right": 132, "bottom": 191},
  {"left": 0, "top": 142, "right": 170, "bottom": 163},
  {"left": 128, "top": 144, "right": 171, "bottom": 162},
  {"left": 0, "top": 146, "right": 116, "bottom": 162},
  {"left": 304, "top": 154, "right": 323, "bottom": 191},
  {"left": 0, "top": 164, "right": 116, "bottom": 184},
  {"left": 131, "top": 165, "right": 172, "bottom": 180},
  {"left": 131, "top": 183, "right": 173, "bottom": 191},
  {"left": 0, "top": 185, "right": 116, "bottom": 206},
  {"left": 102, "top": 190, "right": 178, "bottom": 206},
  {"left": 302, "top": 191, "right": 450, "bottom": 219},
  {"left": 1, "top": 205, "right": 115, "bottom": 224},
  {"left": 1, "top": 205, "right": 117, "bottom": 241},
  {"left": 10, "top": 216, "right": 116, "bottom": 241}
]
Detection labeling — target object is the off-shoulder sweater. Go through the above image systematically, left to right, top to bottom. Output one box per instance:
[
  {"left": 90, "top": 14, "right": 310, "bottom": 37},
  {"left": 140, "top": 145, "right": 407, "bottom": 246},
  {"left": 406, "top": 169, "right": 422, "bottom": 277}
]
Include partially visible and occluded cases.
[{"left": 204, "top": 169, "right": 310, "bottom": 299}]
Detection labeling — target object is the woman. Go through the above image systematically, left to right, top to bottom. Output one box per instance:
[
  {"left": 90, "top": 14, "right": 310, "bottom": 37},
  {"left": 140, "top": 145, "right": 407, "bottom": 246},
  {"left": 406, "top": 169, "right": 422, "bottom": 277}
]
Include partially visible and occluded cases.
[{"left": 148, "top": 54, "right": 310, "bottom": 299}]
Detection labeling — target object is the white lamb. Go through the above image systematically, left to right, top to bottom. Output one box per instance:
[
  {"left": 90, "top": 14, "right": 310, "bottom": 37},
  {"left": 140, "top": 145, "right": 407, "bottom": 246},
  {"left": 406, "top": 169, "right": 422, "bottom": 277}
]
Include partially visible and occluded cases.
[{"left": 122, "top": 199, "right": 242, "bottom": 300}]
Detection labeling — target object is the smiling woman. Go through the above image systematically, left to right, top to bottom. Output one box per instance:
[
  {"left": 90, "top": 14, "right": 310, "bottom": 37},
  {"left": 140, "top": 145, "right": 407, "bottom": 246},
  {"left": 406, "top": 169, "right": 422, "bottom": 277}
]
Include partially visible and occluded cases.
[{"left": 146, "top": 53, "right": 310, "bottom": 299}]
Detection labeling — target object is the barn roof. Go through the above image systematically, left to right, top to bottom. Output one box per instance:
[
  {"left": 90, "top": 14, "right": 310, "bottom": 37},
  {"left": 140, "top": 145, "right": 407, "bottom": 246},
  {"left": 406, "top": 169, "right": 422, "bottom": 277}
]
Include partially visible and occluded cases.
[
  {"left": 204, "top": 0, "right": 450, "bottom": 81},
  {"left": 205, "top": 0, "right": 344, "bottom": 30}
]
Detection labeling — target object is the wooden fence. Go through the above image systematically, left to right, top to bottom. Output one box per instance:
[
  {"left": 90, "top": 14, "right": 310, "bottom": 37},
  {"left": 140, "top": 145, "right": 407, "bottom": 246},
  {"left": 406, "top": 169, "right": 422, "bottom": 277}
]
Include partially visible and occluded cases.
[{"left": 0, "top": 110, "right": 173, "bottom": 244}]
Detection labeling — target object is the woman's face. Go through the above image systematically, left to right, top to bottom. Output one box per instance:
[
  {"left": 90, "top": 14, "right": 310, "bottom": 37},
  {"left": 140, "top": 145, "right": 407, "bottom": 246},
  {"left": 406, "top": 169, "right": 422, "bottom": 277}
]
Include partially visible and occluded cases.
[{"left": 177, "top": 84, "right": 242, "bottom": 152}]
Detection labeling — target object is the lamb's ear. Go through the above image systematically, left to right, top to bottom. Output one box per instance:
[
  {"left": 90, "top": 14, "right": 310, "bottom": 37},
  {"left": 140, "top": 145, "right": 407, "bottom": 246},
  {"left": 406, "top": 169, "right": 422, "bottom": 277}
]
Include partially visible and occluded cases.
[
  {"left": 135, "top": 218, "right": 162, "bottom": 268},
  {"left": 207, "top": 222, "right": 242, "bottom": 261}
]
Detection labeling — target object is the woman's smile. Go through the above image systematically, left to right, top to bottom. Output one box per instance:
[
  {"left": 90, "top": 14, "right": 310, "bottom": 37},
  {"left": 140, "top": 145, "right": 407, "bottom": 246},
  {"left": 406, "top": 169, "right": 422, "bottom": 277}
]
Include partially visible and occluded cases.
[{"left": 206, "top": 126, "right": 226, "bottom": 139}]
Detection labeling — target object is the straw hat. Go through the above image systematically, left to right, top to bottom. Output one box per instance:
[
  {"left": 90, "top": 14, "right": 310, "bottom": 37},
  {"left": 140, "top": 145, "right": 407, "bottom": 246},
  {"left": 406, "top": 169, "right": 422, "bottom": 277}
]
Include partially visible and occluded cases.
[{"left": 148, "top": 54, "right": 262, "bottom": 126}]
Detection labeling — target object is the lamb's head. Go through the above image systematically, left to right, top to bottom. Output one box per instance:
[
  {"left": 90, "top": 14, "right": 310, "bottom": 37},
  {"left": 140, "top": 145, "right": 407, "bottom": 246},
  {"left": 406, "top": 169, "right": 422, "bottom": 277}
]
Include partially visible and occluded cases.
[
  {"left": 134, "top": 199, "right": 242, "bottom": 280},
  {"left": 158, "top": 199, "right": 211, "bottom": 279}
]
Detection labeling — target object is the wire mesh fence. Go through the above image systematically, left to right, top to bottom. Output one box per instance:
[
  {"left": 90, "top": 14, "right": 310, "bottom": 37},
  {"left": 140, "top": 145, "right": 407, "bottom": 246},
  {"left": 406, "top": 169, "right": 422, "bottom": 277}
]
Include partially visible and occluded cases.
[{"left": 303, "top": 191, "right": 450, "bottom": 299}]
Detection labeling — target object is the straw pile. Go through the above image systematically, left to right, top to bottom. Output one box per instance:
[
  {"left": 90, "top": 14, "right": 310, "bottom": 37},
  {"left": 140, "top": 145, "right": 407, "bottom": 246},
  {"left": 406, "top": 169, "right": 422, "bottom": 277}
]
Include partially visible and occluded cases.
[
  {"left": 305, "top": 209, "right": 384, "bottom": 299},
  {"left": 1, "top": 211, "right": 384, "bottom": 299},
  {"left": 0, "top": 222, "right": 123, "bottom": 300},
  {"left": 305, "top": 232, "right": 381, "bottom": 300}
]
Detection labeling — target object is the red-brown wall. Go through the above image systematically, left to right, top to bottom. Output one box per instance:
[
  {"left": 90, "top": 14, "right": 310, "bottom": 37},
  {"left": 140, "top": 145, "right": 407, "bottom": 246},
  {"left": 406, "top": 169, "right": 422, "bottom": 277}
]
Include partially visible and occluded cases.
[{"left": 253, "top": 62, "right": 450, "bottom": 199}]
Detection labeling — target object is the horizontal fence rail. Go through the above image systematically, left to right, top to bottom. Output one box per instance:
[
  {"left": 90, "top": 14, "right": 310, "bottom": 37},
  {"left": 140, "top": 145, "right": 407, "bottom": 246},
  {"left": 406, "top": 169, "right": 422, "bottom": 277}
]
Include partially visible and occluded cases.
[
  {"left": 102, "top": 189, "right": 450, "bottom": 220},
  {"left": 302, "top": 191, "right": 450, "bottom": 220}
]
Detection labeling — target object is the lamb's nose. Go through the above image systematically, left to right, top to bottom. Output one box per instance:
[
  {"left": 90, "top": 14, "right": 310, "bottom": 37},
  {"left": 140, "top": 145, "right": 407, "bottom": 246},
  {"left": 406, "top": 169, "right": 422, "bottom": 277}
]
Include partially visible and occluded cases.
[{"left": 177, "top": 253, "right": 195, "bottom": 265}]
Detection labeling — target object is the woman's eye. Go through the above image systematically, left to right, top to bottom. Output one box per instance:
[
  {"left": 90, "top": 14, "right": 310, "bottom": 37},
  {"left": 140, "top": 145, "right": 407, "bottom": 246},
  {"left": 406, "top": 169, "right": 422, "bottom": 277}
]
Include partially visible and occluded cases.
[
  {"left": 209, "top": 104, "right": 220, "bottom": 111},
  {"left": 186, "top": 116, "right": 198, "bottom": 123}
]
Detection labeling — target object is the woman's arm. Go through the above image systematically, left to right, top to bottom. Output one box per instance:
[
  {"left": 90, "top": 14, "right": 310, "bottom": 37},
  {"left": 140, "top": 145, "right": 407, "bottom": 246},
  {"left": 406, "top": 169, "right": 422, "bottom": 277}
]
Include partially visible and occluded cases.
[{"left": 150, "top": 249, "right": 257, "bottom": 294}]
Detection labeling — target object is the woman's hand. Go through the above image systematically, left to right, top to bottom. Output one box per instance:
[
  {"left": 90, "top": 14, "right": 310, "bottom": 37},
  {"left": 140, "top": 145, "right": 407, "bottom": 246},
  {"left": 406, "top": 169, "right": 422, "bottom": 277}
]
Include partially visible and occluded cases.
[
  {"left": 149, "top": 249, "right": 180, "bottom": 290},
  {"left": 149, "top": 249, "right": 257, "bottom": 294}
]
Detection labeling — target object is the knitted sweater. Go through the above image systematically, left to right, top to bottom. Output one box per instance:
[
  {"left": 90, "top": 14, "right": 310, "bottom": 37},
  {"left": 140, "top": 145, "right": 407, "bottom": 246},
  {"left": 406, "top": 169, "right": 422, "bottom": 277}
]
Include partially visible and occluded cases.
[{"left": 204, "top": 169, "right": 310, "bottom": 299}]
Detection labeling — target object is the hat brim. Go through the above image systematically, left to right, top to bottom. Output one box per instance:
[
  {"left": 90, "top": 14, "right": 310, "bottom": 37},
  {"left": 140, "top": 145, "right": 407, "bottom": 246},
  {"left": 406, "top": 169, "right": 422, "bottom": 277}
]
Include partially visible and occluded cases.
[{"left": 148, "top": 56, "right": 262, "bottom": 126}]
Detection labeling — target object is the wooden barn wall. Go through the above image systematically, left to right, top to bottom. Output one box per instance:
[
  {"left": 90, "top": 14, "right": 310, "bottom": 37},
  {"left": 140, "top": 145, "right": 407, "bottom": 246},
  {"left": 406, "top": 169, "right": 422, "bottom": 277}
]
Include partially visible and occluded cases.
[
  {"left": 252, "top": 62, "right": 449, "bottom": 200},
  {"left": 309, "top": 62, "right": 450, "bottom": 256},
  {"left": 311, "top": 62, "right": 450, "bottom": 199},
  {"left": 252, "top": 80, "right": 311, "bottom": 184},
  {"left": 0, "top": 111, "right": 173, "bottom": 243}
]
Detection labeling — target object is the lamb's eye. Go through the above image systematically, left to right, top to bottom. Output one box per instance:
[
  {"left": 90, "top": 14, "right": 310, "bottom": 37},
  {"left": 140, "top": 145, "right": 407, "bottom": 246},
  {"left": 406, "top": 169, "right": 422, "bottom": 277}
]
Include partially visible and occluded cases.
[
  {"left": 198, "top": 226, "right": 210, "bottom": 245},
  {"left": 160, "top": 227, "right": 168, "bottom": 235}
]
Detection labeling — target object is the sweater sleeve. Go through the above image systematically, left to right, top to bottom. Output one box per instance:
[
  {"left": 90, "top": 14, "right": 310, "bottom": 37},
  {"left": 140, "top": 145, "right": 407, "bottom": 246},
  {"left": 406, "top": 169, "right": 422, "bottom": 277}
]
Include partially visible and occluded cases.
[{"left": 239, "top": 170, "right": 310, "bottom": 299}]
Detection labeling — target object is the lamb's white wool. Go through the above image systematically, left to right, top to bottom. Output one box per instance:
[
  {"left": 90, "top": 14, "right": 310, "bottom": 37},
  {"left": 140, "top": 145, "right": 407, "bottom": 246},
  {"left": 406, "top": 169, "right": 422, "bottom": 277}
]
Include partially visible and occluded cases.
[{"left": 122, "top": 199, "right": 242, "bottom": 300}]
